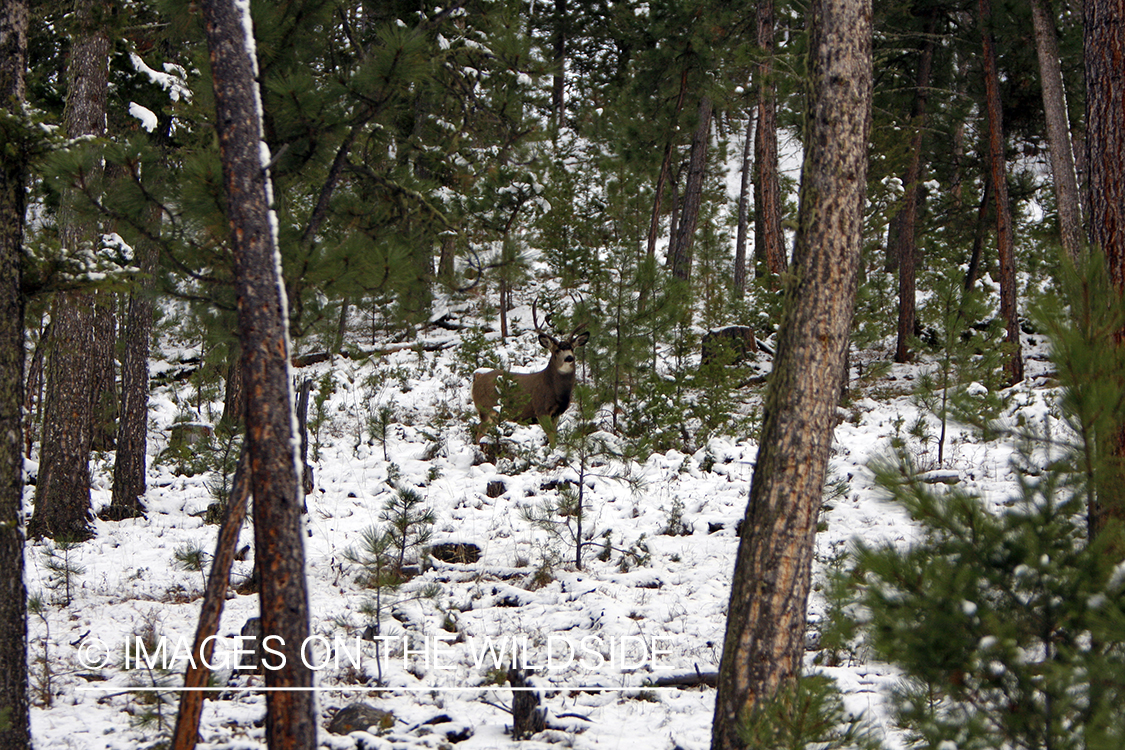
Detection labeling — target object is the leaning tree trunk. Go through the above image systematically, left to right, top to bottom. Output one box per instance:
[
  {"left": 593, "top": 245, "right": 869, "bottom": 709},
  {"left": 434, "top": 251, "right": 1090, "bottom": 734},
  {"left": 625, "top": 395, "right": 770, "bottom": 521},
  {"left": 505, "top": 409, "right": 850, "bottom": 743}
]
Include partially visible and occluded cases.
[
  {"left": 0, "top": 0, "right": 31, "bottom": 746},
  {"left": 199, "top": 0, "right": 316, "bottom": 747},
  {"left": 711, "top": 0, "right": 871, "bottom": 747},
  {"left": 754, "top": 0, "right": 787, "bottom": 282},
  {"left": 979, "top": 0, "right": 1024, "bottom": 385},
  {"left": 1031, "top": 0, "right": 1083, "bottom": 260},
  {"left": 1084, "top": 0, "right": 1125, "bottom": 538},
  {"left": 28, "top": 2, "right": 110, "bottom": 541},
  {"left": 893, "top": 17, "right": 936, "bottom": 363},
  {"left": 668, "top": 94, "right": 713, "bottom": 283},
  {"left": 171, "top": 450, "right": 251, "bottom": 750}
]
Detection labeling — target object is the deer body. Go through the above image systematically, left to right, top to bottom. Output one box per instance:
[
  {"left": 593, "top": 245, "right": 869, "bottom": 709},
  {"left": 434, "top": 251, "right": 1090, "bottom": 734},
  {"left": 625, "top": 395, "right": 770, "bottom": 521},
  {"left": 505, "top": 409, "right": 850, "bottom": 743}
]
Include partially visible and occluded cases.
[{"left": 472, "top": 329, "right": 589, "bottom": 441}]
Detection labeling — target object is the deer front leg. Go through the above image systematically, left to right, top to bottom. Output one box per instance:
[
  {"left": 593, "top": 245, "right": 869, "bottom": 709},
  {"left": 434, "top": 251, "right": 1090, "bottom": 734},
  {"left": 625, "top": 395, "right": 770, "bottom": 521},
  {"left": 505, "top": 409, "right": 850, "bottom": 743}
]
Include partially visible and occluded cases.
[{"left": 537, "top": 414, "right": 559, "bottom": 446}]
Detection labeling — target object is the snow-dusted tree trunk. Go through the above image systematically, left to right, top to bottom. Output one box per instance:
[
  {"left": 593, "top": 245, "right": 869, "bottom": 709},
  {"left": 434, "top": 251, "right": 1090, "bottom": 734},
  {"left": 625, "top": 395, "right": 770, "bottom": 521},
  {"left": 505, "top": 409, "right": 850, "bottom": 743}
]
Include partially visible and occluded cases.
[
  {"left": 0, "top": 0, "right": 31, "bottom": 745},
  {"left": 197, "top": 0, "right": 315, "bottom": 747},
  {"left": 711, "top": 0, "right": 871, "bottom": 746}
]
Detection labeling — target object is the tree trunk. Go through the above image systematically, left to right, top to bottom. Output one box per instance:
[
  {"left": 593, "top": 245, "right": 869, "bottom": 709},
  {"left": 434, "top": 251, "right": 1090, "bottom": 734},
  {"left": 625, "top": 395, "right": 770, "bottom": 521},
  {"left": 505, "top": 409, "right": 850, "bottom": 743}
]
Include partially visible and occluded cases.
[
  {"left": 0, "top": 0, "right": 31, "bottom": 744},
  {"left": 199, "top": 0, "right": 317, "bottom": 747},
  {"left": 551, "top": 0, "right": 566, "bottom": 136},
  {"left": 711, "top": 0, "right": 871, "bottom": 746},
  {"left": 754, "top": 0, "right": 787, "bottom": 281},
  {"left": 979, "top": 0, "right": 1024, "bottom": 385},
  {"left": 1031, "top": 0, "right": 1083, "bottom": 259},
  {"left": 1084, "top": 0, "right": 1125, "bottom": 537},
  {"left": 28, "top": 4, "right": 110, "bottom": 541},
  {"left": 894, "top": 19, "right": 936, "bottom": 364},
  {"left": 643, "top": 68, "right": 689, "bottom": 311},
  {"left": 668, "top": 94, "right": 713, "bottom": 282},
  {"left": 734, "top": 109, "right": 754, "bottom": 296},
  {"left": 964, "top": 172, "right": 993, "bottom": 293},
  {"left": 108, "top": 230, "right": 158, "bottom": 519},
  {"left": 90, "top": 292, "right": 117, "bottom": 451},
  {"left": 221, "top": 345, "right": 244, "bottom": 427},
  {"left": 171, "top": 449, "right": 251, "bottom": 750}
]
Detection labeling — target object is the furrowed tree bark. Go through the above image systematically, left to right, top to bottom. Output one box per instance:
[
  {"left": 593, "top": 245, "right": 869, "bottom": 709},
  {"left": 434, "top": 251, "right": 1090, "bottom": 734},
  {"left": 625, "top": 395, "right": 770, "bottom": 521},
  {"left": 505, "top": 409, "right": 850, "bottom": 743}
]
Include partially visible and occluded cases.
[
  {"left": 0, "top": 0, "right": 31, "bottom": 745},
  {"left": 28, "top": 0, "right": 110, "bottom": 541},
  {"left": 198, "top": 0, "right": 316, "bottom": 747},
  {"left": 711, "top": 0, "right": 871, "bottom": 747},
  {"left": 754, "top": 0, "right": 787, "bottom": 281},
  {"left": 979, "top": 0, "right": 1024, "bottom": 385},
  {"left": 1031, "top": 0, "right": 1083, "bottom": 259},
  {"left": 1085, "top": 0, "right": 1125, "bottom": 537},
  {"left": 893, "top": 15, "right": 935, "bottom": 364},
  {"left": 668, "top": 94, "right": 713, "bottom": 282},
  {"left": 108, "top": 224, "right": 159, "bottom": 519},
  {"left": 171, "top": 449, "right": 251, "bottom": 750}
]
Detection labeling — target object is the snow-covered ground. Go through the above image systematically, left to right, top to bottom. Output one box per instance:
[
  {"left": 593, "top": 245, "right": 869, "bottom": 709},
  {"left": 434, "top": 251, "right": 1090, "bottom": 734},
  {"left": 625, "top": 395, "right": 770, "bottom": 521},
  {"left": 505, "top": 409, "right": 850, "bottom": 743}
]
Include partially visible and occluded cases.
[{"left": 23, "top": 303, "right": 1058, "bottom": 750}]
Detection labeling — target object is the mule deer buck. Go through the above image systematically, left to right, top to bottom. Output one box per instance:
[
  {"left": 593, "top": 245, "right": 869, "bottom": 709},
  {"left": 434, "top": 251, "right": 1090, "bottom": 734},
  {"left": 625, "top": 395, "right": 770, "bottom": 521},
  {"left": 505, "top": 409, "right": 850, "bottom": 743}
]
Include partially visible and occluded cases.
[{"left": 471, "top": 305, "right": 589, "bottom": 443}]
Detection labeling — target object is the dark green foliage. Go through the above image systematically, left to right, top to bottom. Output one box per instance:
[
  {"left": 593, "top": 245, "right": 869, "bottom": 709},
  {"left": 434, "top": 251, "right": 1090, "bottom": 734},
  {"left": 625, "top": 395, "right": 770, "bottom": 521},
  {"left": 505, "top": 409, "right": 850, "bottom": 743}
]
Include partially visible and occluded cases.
[
  {"left": 1033, "top": 250, "right": 1125, "bottom": 530},
  {"left": 855, "top": 258, "right": 1125, "bottom": 749},
  {"left": 911, "top": 268, "right": 1010, "bottom": 466},
  {"left": 858, "top": 453, "right": 1125, "bottom": 750},
  {"left": 380, "top": 485, "right": 436, "bottom": 575},
  {"left": 40, "top": 538, "right": 85, "bottom": 608},
  {"left": 172, "top": 542, "right": 210, "bottom": 590},
  {"left": 736, "top": 673, "right": 884, "bottom": 750}
]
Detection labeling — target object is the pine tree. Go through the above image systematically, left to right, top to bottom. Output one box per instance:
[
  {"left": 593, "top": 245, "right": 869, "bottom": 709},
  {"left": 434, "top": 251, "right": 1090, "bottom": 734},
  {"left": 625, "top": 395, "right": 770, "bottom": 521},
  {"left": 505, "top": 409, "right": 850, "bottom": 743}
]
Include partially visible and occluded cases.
[
  {"left": 0, "top": 0, "right": 32, "bottom": 744},
  {"left": 27, "top": 0, "right": 112, "bottom": 542},
  {"left": 198, "top": 0, "right": 316, "bottom": 746},
  {"left": 712, "top": 0, "right": 872, "bottom": 745},
  {"left": 858, "top": 452, "right": 1125, "bottom": 750}
]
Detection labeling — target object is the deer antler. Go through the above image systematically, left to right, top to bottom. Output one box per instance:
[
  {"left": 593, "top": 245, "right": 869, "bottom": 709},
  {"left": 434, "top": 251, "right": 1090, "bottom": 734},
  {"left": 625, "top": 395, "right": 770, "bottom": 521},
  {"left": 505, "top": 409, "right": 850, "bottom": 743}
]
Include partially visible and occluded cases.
[
  {"left": 531, "top": 298, "right": 546, "bottom": 334},
  {"left": 568, "top": 319, "right": 589, "bottom": 339}
]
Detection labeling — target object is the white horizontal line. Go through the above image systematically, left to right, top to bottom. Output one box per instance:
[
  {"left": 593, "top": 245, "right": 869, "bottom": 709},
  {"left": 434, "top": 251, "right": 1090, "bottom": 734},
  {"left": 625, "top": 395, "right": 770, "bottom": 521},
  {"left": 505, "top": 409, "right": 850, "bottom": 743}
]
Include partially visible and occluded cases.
[{"left": 77, "top": 685, "right": 687, "bottom": 693}]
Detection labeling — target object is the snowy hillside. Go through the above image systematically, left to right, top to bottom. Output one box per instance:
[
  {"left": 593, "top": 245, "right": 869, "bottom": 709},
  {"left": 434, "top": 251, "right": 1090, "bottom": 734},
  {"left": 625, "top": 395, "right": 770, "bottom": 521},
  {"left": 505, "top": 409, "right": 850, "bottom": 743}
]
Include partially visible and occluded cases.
[{"left": 24, "top": 304, "right": 1058, "bottom": 750}]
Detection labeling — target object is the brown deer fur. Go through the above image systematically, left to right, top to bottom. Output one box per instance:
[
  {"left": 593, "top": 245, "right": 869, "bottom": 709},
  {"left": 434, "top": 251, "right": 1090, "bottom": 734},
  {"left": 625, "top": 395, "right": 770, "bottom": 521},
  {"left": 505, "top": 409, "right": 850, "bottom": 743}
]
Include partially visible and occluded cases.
[{"left": 472, "top": 330, "right": 589, "bottom": 440}]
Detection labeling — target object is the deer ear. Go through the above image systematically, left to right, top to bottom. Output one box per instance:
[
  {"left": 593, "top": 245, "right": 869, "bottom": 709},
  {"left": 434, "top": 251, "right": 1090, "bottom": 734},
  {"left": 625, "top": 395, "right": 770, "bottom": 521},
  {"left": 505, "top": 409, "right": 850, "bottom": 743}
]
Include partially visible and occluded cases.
[
  {"left": 573, "top": 332, "right": 590, "bottom": 347},
  {"left": 538, "top": 333, "right": 555, "bottom": 349}
]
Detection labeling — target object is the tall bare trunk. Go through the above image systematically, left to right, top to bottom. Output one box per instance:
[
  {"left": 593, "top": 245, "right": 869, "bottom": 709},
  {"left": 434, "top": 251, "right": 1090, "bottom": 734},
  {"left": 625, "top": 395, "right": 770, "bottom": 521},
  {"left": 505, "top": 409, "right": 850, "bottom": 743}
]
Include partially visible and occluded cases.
[
  {"left": 0, "top": 0, "right": 31, "bottom": 745},
  {"left": 28, "top": 0, "right": 110, "bottom": 541},
  {"left": 199, "top": 0, "right": 317, "bottom": 746},
  {"left": 551, "top": 0, "right": 566, "bottom": 136},
  {"left": 711, "top": 0, "right": 871, "bottom": 746},
  {"left": 754, "top": 0, "right": 787, "bottom": 281},
  {"left": 979, "top": 0, "right": 1023, "bottom": 385},
  {"left": 1031, "top": 0, "right": 1083, "bottom": 258},
  {"left": 1084, "top": 0, "right": 1125, "bottom": 537},
  {"left": 894, "top": 18, "right": 936, "bottom": 363},
  {"left": 643, "top": 69, "right": 689, "bottom": 313},
  {"left": 668, "top": 95, "right": 713, "bottom": 282},
  {"left": 734, "top": 109, "right": 754, "bottom": 296},
  {"left": 109, "top": 229, "right": 158, "bottom": 519}
]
